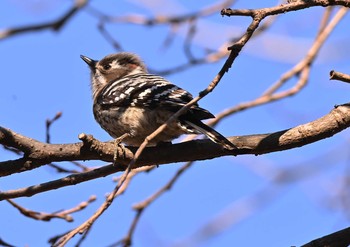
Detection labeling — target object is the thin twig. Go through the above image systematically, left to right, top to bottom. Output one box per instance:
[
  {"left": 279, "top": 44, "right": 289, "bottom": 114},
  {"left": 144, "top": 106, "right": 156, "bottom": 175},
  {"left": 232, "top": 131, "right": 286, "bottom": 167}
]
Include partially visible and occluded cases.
[
  {"left": 0, "top": 0, "right": 87, "bottom": 40},
  {"left": 86, "top": 0, "right": 235, "bottom": 25},
  {"left": 221, "top": 0, "right": 350, "bottom": 17},
  {"left": 210, "top": 6, "right": 348, "bottom": 126},
  {"left": 46, "top": 112, "right": 62, "bottom": 144},
  {"left": 115, "top": 161, "right": 194, "bottom": 246},
  {"left": 52, "top": 164, "right": 133, "bottom": 246},
  {"left": 6, "top": 195, "right": 96, "bottom": 222}
]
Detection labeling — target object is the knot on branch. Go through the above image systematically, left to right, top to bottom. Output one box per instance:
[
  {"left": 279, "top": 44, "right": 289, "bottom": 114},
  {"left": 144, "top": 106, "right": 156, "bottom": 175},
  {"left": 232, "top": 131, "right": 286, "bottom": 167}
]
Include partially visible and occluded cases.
[
  {"left": 220, "top": 8, "right": 232, "bottom": 16},
  {"left": 78, "top": 133, "right": 133, "bottom": 163},
  {"left": 78, "top": 133, "right": 107, "bottom": 158},
  {"left": 78, "top": 133, "right": 98, "bottom": 146}
]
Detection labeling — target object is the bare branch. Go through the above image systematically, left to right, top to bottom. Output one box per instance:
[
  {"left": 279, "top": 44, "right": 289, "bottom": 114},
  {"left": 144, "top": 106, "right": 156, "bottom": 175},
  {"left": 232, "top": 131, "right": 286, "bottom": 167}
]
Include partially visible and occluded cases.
[
  {"left": 0, "top": 0, "right": 87, "bottom": 40},
  {"left": 86, "top": 0, "right": 235, "bottom": 25},
  {"left": 221, "top": 0, "right": 350, "bottom": 17},
  {"left": 209, "top": 6, "right": 347, "bottom": 127},
  {"left": 330, "top": 70, "right": 350, "bottom": 83},
  {"left": 1, "top": 103, "right": 350, "bottom": 200},
  {"left": 46, "top": 112, "right": 62, "bottom": 144},
  {"left": 52, "top": 160, "right": 134, "bottom": 246},
  {"left": 115, "top": 162, "right": 194, "bottom": 246},
  {"left": 6, "top": 195, "right": 96, "bottom": 222},
  {"left": 301, "top": 226, "right": 350, "bottom": 247},
  {"left": 0, "top": 238, "right": 15, "bottom": 247}
]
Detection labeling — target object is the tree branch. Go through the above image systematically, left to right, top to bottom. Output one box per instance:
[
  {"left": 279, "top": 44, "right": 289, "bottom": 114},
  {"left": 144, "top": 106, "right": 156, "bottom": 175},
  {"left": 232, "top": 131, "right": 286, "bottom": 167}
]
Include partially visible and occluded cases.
[
  {"left": 0, "top": 0, "right": 87, "bottom": 40},
  {"left": 221, "top": 0, "right": 350, "bottom": 17},
  {"left": 330, "top": 70, "right": 350, "bottom": 83},
  {"left": 1, "top": 103, "right": 350, "bottom": 200},
  {"left": 6, "top": 195, "right": 96, "bottom": 222},
  {"left": 301, "top": 226, "right": 350, "bottom": 247}
]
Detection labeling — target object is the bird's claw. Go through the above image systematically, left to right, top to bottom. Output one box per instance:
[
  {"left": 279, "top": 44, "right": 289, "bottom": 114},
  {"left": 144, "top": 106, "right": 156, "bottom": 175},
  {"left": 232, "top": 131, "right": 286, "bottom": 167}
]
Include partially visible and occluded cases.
[{"left": 113, "top": 133, "right": 130, "bottom": 165}]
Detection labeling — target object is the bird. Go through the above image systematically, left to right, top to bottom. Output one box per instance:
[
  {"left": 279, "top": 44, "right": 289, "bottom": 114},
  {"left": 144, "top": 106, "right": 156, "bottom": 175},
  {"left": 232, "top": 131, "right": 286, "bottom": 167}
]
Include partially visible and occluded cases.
[{"left": 80, "top": 52, "right": 235, "bottom": 150}]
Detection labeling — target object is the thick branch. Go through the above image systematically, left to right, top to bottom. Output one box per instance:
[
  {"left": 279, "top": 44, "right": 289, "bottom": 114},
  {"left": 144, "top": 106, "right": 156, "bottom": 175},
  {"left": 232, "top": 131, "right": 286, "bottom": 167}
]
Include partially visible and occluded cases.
[
  {"left": 1, "top": 103, "right": 350, "bottom": 200},
  {"left": 1, "top": 104, "right": 350, "bottom": 177},
  {"left": 301, "top": 226, "right": 350, "bottom": 247}
]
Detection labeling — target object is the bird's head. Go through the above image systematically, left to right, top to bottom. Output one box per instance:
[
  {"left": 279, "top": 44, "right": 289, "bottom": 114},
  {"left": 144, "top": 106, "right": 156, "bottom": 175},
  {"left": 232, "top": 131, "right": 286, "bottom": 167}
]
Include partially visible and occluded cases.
[{"left": 81, "top": 52, "right": 147, "bottom": 97}]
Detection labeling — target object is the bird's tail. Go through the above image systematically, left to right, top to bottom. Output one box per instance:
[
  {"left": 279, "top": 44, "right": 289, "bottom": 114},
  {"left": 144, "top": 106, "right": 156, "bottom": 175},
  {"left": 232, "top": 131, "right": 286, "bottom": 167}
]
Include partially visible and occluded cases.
[{"left": 183, "top": 119, "right": 236, "bottom": 150}]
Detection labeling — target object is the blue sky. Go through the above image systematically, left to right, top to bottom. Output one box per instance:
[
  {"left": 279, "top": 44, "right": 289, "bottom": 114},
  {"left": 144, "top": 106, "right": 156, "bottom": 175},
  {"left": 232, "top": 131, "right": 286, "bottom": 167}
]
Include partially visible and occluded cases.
[{"left": 1, "top": 1, "right": 350, "bottom": 246}]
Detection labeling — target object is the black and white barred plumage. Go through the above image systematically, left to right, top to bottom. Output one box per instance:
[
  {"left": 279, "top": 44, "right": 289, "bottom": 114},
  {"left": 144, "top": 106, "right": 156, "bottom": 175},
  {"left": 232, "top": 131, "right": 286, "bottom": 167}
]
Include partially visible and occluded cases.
[{"left": 81, "top": 52, "right": 235, "bottom": 149}]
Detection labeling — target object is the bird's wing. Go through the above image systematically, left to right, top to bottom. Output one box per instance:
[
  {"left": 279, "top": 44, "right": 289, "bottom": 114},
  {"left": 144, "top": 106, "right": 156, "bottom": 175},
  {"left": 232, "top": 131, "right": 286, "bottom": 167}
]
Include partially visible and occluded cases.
[{"left": 97, "top": 74, "right": 214, "bottom": 120}]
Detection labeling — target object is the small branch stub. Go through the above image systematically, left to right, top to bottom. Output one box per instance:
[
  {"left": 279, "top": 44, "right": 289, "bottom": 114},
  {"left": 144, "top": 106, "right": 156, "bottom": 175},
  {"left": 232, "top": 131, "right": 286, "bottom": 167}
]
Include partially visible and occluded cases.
[{"left": 329, "top": 70, "right": 350, "bottom": 83}]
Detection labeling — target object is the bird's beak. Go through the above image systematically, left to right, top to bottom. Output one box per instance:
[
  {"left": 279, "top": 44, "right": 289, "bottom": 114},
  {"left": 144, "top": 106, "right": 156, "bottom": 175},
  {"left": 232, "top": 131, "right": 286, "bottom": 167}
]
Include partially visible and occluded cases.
[{"left": 80, "top": 55, "right": 97, "bottom": 69}]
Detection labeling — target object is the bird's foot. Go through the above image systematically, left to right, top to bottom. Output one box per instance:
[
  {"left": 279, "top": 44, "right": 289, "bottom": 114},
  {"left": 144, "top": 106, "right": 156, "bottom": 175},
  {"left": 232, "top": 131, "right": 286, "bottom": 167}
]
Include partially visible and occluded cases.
[{"left": 113, "top": 133, "right": 130, "bottom": 165}]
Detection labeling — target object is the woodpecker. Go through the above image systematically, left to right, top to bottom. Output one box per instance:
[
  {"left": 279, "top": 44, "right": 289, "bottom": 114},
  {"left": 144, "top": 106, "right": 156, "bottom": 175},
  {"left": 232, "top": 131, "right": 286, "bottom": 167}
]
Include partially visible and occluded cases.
[{"left": 81, "top": 52, "right": 235, "bottom": 149}]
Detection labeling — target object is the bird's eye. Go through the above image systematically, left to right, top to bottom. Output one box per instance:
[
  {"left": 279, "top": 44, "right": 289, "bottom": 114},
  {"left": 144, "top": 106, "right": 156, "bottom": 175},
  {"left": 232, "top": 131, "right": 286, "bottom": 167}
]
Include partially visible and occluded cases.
[{"left": 103, "top": 64, "right": 111, "bottom": 70}]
